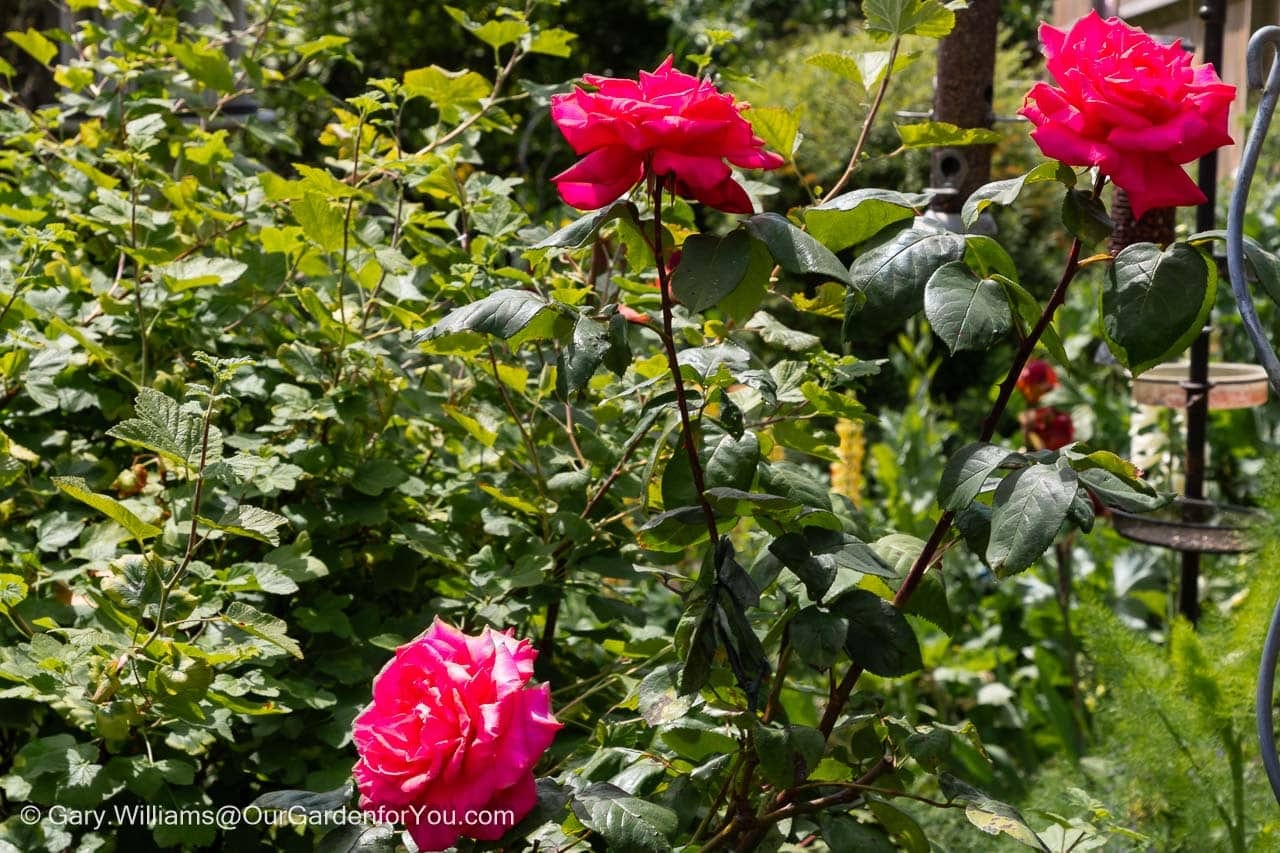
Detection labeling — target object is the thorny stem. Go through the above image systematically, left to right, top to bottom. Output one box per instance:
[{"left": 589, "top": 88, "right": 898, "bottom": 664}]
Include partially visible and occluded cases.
[
  {"left": 820, "top": 36, "right": 901, "bottom": 204},
  {"left": 335, "top": 111, "right": 366, "bottom": 379},
  {"left": 129, "top": 161, "right": 148, "bottom": 387},
  {"left": 646, "top": 172, "right": 719, "bottom": 545},
  {"left": 718, "top": 176, "right": 1109, "bottom": 850},
  {"left": 816, "top": 228, "right": 1089, "bottom": 741},
  {"left": 139, "top": 383, "right": 220, "bottom": 653},
  {"left": 539, "top": 408, "right": 661, "bottom": 660},
  {"left": 1054, "top": 538, "right": 1085, "bottom": 753},
  {"left": 700, "top": 755, "right": 895, "bottom": 853}
]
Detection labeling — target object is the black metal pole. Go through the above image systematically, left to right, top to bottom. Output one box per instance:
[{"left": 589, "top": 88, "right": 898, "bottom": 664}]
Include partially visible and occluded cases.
[{"left": 1179, "top": 0, "right": 1226, "bottom": 624}]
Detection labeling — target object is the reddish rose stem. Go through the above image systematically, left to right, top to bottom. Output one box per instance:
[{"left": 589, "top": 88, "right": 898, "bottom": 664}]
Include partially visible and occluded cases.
[
  {"left": 647, "top": 173, "right": 720, "bottom": 546},
  {"left": 813, "top": 230, "right": 1089, "bottom": 745}
]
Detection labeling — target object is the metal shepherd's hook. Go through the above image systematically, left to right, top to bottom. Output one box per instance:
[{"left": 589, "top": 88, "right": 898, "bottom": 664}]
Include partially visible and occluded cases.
[{"left": 1234, "top": 26, "right": 1280, "bottom": 809}]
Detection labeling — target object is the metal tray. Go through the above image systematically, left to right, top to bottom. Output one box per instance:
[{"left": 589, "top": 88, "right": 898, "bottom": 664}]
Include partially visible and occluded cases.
[{"left": 1110, "top": 497, "right": 1264, "bottom": 554}]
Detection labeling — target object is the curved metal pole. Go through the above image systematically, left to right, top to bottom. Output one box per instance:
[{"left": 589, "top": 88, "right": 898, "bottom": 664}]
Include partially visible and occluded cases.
[
  {"left": 1232, "top": 26, "right": 1280, "bottom": 808},
  {"left": 1228, "top": 27, "right": 1280, "bottom": 389}
]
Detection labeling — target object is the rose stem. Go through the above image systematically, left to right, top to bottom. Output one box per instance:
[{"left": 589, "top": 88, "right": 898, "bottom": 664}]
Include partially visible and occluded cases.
[
  {"left": 647, "top": 170, "right": 719, "bottom": 546},
  {"left": 730, "top": 177, "right": 1106, "bottom": 851},
  {"left": 816, "top": 230, "right": 1086, "bottom": 738}
]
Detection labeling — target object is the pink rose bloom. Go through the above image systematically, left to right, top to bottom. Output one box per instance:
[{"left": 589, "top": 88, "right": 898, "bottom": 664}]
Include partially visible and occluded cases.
[
  {"left": 1020, "top": 12, "right": 1235, "bottom": 219},
  {"left": 550, "top": 56, "right": 784, "bottom": 213},
  {"left": 352, "top": 619, "right": 562, "bottom": 851}
]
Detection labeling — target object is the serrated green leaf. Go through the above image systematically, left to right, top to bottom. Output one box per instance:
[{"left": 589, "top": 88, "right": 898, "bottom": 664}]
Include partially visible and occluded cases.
[
  {"left": 863, "top": 0, "right": 955, "bottom": 39},
  {"left": 470, "top": 20, "right": 528, "bottom": 49},
  {"left": 528, "top": 27, "right": 577, "bottom": 57},
  {"left": 6, "top": 29, "right": 58, "bottom": 66},
  {"left": 171, "top": 40, "right": 235, "bottom": 91},
  {"left": 806, "top": 52, "right": 864, "bottom": 87},
  {"left": 402, "top": 65, "right": 490, "bottom": 107},
  {"left": 748, "top": 105, "right": 802, "bottom": 159},
  {"left": 896, "top": 121, "right": 1000, "bottom": 150},
  {"left": 962, "top": 161, "right": 1075, "bottom": 228},
  {"left": 1062, "top": 188, "right": 1112, "bottom": 246},
  {"left": 805, "top": 189, "right": 923, "bottom": 252},
  {"left": 293, "top": 193, "right": 346, "bottom": 253},
  {"left": 533, "top": 200, "right": 639, "bottom": 249},
  {"left": 846, "top": 224, "right": 966, "bottom": 338},
  {"left": 671, "top": 230, "right": 751, "bottom": 312},
  {"left": 157, "top": 257, "right": 248, "bottom": 292},
  {"left": 924, "top": 262, "right": 1012, "bottom": 354},
  {"left": 416, "top": 289, "right": 561, "bottom": 344},
  {"left": 558, "top": 315, "right": 611, "bottom": 396},
  {"left": 107, "top": 389, "right": 221, "bottom": 469},
  {"left": 704, "top": 431, "right": 759, "bottom": 494},
  {"left": 938, "top": 444, "right": 1018, "bottom": 511},
  {"left": 986, "top": 464, "right": 1077, "bottom": 576},
  {"left": 1078, "top": 468, "right": 1171, "bottom": 513},
  {"left": 52, "top": 476, "right": 161, "bottom": 545},
  {"left": 200, "top": 505, "right": 288, "bottom": 546},
  {"left": 636, "top": 506, "right": 713, "bottom": 552},
  {"left": 0, "top": 573, "right": 28, "bottom": 610},
  {"left": 223, "top": 602, "right": 303, "bottom": 658},
  {"left": 790, "top": 605, "right": 847, "bottom": 668},
  {"left": 637, "top": 664, "right": 693, "bottom": 725},
  {"left": 755, "top": 724, "right": 825, "bottom": 787},
  {"left": 941, "top": 774, "right": 1051, "bottom": 851},
  {"left": 571, "top": 783, "right": 678, "bottom": 853}
]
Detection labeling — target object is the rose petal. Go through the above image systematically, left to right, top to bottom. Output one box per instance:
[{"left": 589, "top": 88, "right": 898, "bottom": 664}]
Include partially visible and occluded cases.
[{"left": 552, "top": 146, "right": 644, "bottom": 210}]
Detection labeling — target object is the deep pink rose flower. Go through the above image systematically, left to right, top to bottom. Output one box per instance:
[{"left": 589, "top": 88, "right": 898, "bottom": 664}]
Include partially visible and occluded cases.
[
  {"left": 1020, "top": 12, "right": 1235, "bottom": 219},
  {"left": 550, "top": 56, "right": 784, "bottom": 213},
  {"left": 1016, "top": 359, "right": 1058, "bottom": 405},
  {"left": 1022, "top": 406, "right": 1075, "bottom": 451},
  {"left": 352, "top": 619, "right": 562, "bottom": 851}
]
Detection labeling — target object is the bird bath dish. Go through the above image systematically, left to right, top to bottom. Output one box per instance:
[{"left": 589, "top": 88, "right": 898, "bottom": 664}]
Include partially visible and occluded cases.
[{"left": 1131, "top": 362, "right": 1269, "bottom": 410}]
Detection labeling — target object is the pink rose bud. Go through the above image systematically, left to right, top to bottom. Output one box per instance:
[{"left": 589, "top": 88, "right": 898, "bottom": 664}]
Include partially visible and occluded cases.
[
  {"left": 1019, "top": 12, "right": 1235, "bottom": 219},
  {"left": 550, "top": 56, "right": 784, "bottom": 213},
  {"left": 352, "top": 619, "right": 563, "bottom": 851}
]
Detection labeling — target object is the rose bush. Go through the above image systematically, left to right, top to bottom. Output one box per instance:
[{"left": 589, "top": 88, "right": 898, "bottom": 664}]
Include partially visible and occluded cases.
[
  {"left": 1020, "top": 11, "right": 1235, "bottom": 218},
  {"left": 550, "top": 55, "right": 784, "bottom": 212},
  {"left": 352, "top": 621, "right": 562, "bottom": 851}
]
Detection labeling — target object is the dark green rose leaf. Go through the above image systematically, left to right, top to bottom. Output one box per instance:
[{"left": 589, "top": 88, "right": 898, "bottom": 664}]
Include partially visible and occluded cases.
[
  {"left": 1062, "top": 188, "right": 1112, "bottom": 246},
  {"left": 532, "top": 200, "right": 639, "bottom": 249},
  {"left": 744, "top": 212, "right": 852, "bottom": 285},
  {"left": 846, "top": 224, "right": 966, "bottom": 338},
  {"left": 671, "top": 229, "right": 752, "bottom": 312},
  {"left": 1101, "top": 242, "right": 1216, "bottom": 376},
  {"left": 923, "top": 261, "right": 1013, "bottom": 354},
  {"left": 938, "top": 443, "right": 1023, "bottom": 511},
  {"left": 986, "top": 463, "right": 1078, "bottom": 576},
  {"left": 831, "top": 588, "right": 922, "bottom": 677},
  {"left": 790, "top": 605, "right": 848, "bottom": 668},
  {"left": 571, "top": 783, "right": 678, "bottom": 853}
]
